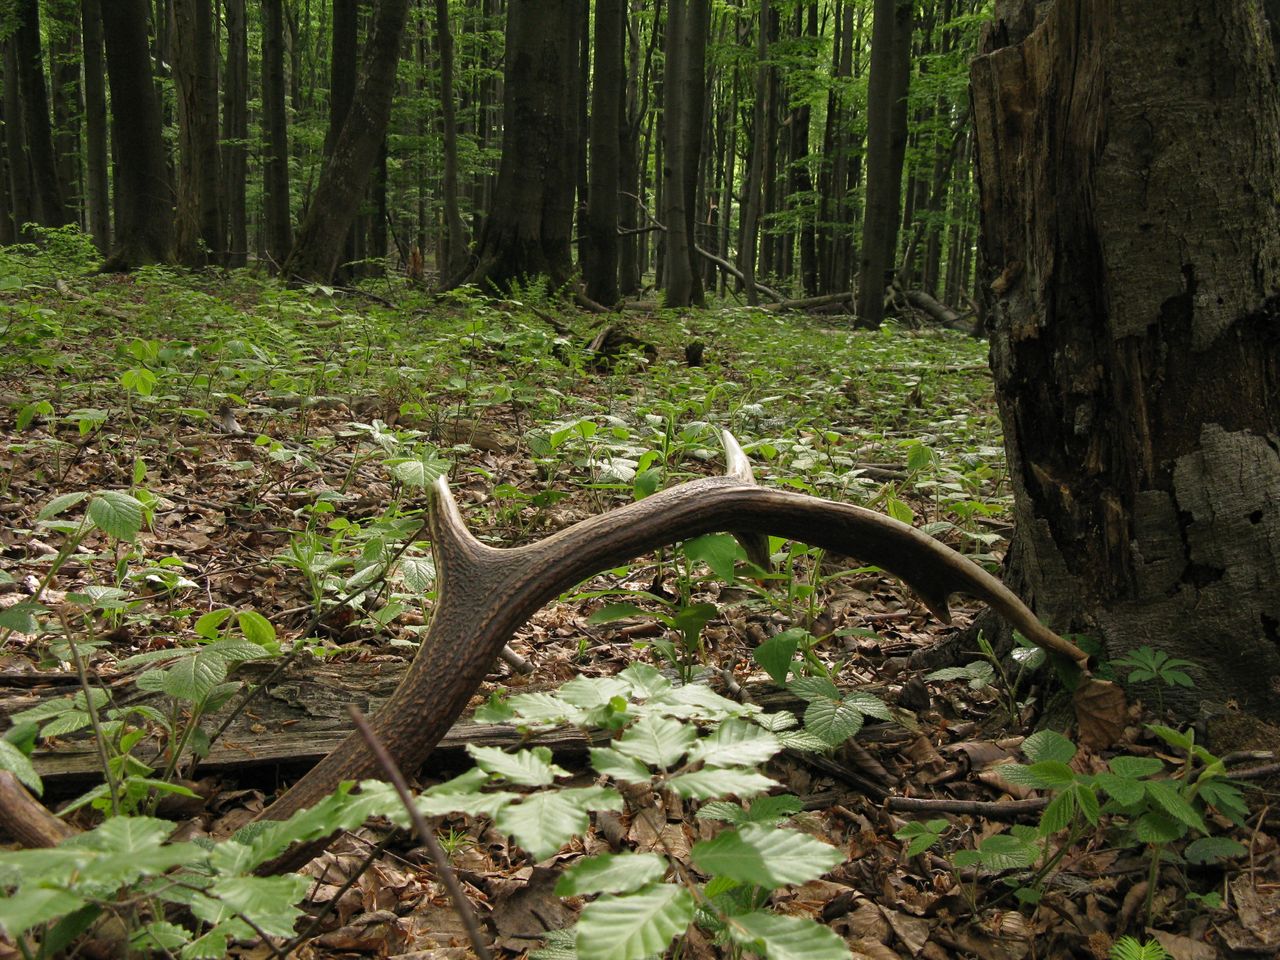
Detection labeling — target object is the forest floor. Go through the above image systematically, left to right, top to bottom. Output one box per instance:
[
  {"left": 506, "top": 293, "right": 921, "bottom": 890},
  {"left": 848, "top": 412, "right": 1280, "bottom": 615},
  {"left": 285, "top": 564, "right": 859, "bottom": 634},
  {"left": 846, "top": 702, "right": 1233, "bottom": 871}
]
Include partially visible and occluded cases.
[{"left": 0, "top": 245, "right": 1275, "bottom": 960}]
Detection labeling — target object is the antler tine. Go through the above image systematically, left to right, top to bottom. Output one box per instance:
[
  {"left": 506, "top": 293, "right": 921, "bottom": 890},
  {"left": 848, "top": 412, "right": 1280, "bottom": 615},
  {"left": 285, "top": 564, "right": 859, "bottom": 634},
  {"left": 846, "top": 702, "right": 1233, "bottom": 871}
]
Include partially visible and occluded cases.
[
  {"left": 721, "top": 431, "right": 773, "bottom": 571},
  {"left": 256, "top": 441, "right": 1088, "bottom": 869}
]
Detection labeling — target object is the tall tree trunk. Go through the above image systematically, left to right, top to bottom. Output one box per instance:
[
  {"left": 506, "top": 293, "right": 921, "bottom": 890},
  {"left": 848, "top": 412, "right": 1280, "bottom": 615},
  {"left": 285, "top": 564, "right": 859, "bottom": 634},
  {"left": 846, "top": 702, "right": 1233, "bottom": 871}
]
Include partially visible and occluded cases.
[
  {"left": 13, "top": 0, "right": 68, "bottom": 226},
  {"left": 82, "top": 0, "right": 110, "bottom": 252},
  {"left": 100, "top": 0, "right": 173, "bottom": 269},
  {"left": 172, "top": 0, "right": 223, "bottom": 266},
  {"left": 221, "top": 0, "right": 247, "bottom": 266},
  {"left": 261, "top": 0, "right": 292, "bottom": 267},
  {"left": 283, "top": 0, "right": 412, "bottom": 282},
  {"left": 328, "top": 0, "right": 359, "bottom": 274},
  {"left": 433, "top": 0, "right": 468, "bottom": 280},
  {"left": 451, "top": 0, "right": 580, "bottom": 292},
  {"left": 583, "top": 0, "right": 624, "bottom": 305},
  {"left": 617, "top": 0, "right": 646, "bottom": 295},
  {"left": 661, "top": 0, "right": 707, "bottom": 308},
  {"left": 736, "top": 0, "right": 769, "bottom": 306},
  {"left": 856, "top": 0, "right": 912, "bottom": 327},
  {"left": 972, "top": 0, "right": 1280, "bottom": 719},
  {"left": 793, "top": 1, "right": 818, "bottom": 297},
  {"left": 48, "top": 3, "right": 82, "bottom": 224},
  {"left": 2, "top": 40, "right": 34, "bottom": 238}
]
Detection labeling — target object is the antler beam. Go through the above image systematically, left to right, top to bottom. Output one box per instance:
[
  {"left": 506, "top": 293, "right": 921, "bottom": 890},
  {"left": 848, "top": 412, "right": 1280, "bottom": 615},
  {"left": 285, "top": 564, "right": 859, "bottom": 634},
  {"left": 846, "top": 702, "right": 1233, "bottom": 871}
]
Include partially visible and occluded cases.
[{"left": 257, "top": 432, "right": 1087, "bottom": 845}]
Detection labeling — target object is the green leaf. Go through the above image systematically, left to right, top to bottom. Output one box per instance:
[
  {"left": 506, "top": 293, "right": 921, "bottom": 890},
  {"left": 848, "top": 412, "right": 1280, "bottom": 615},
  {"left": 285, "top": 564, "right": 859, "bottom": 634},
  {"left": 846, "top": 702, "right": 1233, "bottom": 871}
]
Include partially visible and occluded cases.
[
  {"left": 386, "top": 450, "right": 449, "bottom": 488},
  {"left": 38, "top": 490, "right": 89, "bottom": 520},
  {"left": 88, "top": 490, "right": 144, "bottom": 542},
  {"left": 681, "top": 534, "right": 744, "bottom": 583},
  {"left": 0, "top": 601, "right": 44, "bottom": 635},
  {"left": 588, "top": 602, "right": 660, "bottom": 625},
  {"left": 670, "top": 602, "right": 718, "bottom": 635},
  {"left": 236, "top": 611, "right": 276, "bottom": 647},
  {"left": 753, "top": 630, "right": 800, "bottom": 685},
  {"left": 161, "top": 653, "right": 229, "bottom": 703},
  {"left": 787, "top": 675, "right": 840, "bottom": 702},
  {"left": 841, "top": 689, "right": 893, "bottom": 721},
  {"left": 803, "top": 697, "right": 864, "bottom": 746},
  {"left": 613, "top": 714, "right": 696, "bottom": 769},
  {"left": 687, "top": 719, "right": 781, "bottom": 768},
  {"left": 1147, "top": 724, "right": 1195, "bottom": 752},
  {"left": 1022, "top": 730, "right": 1077, "bottom": 765},
  {"left": 0, "top": 739, "right": 42, "bottom": 795},
  {"left": 466, "top": 745, "right": 566, "bottom": 786},
  {"left": 589, "top": 747, "right": 653, "bottom": 783},
  {"left": 1108, "top": 755, "right": 1165, "bottom": 779},
  {"left": 666, "top": 767, "right": 777, "bottom": 800},
  {"left": 1143, "top": 780, "right": 1207, "bottom": 834},
  {"left": 496, "top": 787, "right": 622, "bottom": 860},
  {"left": 1038, "top": 789, "right": 1076, "bottom": 836},
  {"left": 742, "top": 794, "right": 804, "bottom": 825},
  {"left": 1134, "top": 811, "right": 1185, "bottom": 845},
  {"left": 691, "top": 824, "right": 842, "bottom": 888},
  {"left": 972, "top": 832, "right": 1040, "bottom": 871},
  {"left": 1183, "top": 836, "right": 1246, "bottom": 865},
  {"left": 555, "top": 853, "right": 667, "bottom": 896},
  {"left": 208, "top": 875, "right": 309, "bottom": 938},
  {"left": 575, "top": 884, "right": 694, "bottom": 960},
  {"left": 0, "top": 887, "right": 87, "bottom": 938},
  {"left": 728, "top": 911, "right": 851, "bottom": 960},
  {"left": 1108, "top": 935, "right": 1171, "bottom": 960}
]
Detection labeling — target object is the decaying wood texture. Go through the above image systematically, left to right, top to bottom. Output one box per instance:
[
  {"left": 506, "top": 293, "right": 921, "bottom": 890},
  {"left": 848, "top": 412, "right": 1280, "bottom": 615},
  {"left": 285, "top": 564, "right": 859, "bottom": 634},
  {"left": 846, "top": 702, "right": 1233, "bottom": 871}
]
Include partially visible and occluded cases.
[{"left": 971, "top": 0, "right": 1280, "bottom": 718}]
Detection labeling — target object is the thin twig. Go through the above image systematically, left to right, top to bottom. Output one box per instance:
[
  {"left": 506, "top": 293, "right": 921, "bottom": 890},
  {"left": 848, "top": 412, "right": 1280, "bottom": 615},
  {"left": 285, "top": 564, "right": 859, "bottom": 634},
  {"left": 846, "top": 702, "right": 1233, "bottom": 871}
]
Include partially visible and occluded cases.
[
  {"left": 349, "top": 705, "right": 493, "bottom": 960},
  {"left": 886, "top": 794, "right": 1050, "bottom": 819}
]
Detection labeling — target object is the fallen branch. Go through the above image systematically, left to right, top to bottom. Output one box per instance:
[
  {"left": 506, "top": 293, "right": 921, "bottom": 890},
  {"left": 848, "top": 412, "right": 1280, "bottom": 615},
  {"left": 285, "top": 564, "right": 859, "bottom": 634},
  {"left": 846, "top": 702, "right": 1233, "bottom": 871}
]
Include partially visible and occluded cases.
[{"left": 886, "top": 794, "right": 1050, "bottom": 820}]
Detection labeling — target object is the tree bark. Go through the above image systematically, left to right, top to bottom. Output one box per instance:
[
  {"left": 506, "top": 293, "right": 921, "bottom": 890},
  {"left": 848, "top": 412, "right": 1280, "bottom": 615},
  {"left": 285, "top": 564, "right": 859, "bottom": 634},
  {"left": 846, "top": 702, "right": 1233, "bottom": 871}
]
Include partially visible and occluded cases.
[
  {"left": 13, "top": 0, "right": 68, "bottom": 226},
  {"left": 81, "top": 0, "right": 111, "bottom": 252},
  {"left": 100, "top": 0, "right": 173, "bottom": 270},
  {"left": 171, "top": 0, "right": 223, "bottom": 266},
  {"left": 221, "top": 0, "right": 247, "bottom": 266},
  {"left": 261, "top": 0, "right": 293, "bottom": 268},
  {"left": 282, "top": 0, "right": 412, "bottom": 281},
  {"left": 433, "top": 0, "right": 469, "bottom": 281},
  {"left": 450, "top": 0, "right": 581, "bottom": 293},
  {"left": 583, "top": 0, "right": 624, "bottom": 305},
  {"left": 660, "top": 0, "right": 707, "bottom": 308},
  {"left": 736, "top": 0, "right": 770, "bottom": 306},
  {"left": 856, "top": 0, "right": 912, "bottom": 327},
  {"left": 972, "top": 0, "right": 1280, "bottom": 719},
  {"left": 47, "top": 2, "right": 82, "bottom": 223},
  {"left": 2, "top": 40, "right": 34, "bottom": 238}
]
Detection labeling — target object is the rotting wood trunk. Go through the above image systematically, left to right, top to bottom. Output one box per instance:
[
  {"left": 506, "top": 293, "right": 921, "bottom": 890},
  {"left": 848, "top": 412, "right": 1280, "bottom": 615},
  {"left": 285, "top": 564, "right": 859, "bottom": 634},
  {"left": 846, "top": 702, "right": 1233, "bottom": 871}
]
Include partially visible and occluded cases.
[{"left": 972, "top": 0, "right": 1280, "bottom": 719}]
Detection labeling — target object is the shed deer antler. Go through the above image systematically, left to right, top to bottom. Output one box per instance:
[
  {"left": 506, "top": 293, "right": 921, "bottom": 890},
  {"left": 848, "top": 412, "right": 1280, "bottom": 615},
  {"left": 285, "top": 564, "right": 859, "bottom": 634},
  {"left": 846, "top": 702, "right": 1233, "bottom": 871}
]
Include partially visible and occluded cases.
[{"left": 256, "top": 432, "right": 1089, "bottom": 845}]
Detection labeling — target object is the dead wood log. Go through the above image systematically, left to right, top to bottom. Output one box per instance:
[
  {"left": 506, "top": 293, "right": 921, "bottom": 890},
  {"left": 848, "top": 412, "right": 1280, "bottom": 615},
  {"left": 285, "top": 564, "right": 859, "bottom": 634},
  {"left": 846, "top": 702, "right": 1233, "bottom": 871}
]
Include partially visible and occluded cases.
[
  {"left": 902, "top": 288, "right": 973, "bottom": 332},
  {"left": 763, "top": 291, "right": 855, "bottom": 312}
]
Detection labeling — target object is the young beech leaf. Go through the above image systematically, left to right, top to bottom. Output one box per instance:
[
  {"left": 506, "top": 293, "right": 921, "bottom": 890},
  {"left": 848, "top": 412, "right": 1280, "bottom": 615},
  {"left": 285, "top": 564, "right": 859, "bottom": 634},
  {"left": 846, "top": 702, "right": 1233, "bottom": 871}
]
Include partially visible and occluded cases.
[
  {"left": 691, "top": 824, "right": 842, "bottom": 888},
  {"left": 555, "top": 852, "right": 667, "bottom": 896},
  {"left": 575, "top": 884, "right": 694, "bottom": 960}
]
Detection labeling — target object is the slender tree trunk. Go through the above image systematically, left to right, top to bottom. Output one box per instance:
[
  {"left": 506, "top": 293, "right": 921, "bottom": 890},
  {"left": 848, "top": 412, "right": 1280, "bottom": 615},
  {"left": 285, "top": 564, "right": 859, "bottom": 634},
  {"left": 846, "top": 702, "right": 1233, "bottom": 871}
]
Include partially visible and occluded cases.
[
  {"left": 13, "top": 0, "right": 68, "bottom": 226},
  {"left": 82, "top": 0, "right": 110, "bottom": 252},
  {"left": 100, "top": 0, "right": 172, "bottom": 269},
  {"left": 172, "top": 0, "right": 223, "bottom": 266},
  {"left": 221, "top": 0, "right": 247, "bottom": 266},
  {"left": 261, "top": 0, "right": 292, "bottom": 267},
  {"left": 283, "top": 0, "right": 413, "bottom": 281},
  {"left": 328, "top": 0, "right": 359, "bottom": 274},
  {"left": 433, "top": 0, "right": 468, "bottom": 280},
  {"left": 451, "top": 0, "right": 581, "bottom": 292},
  {"left": 584, "top": 0, "right": 624, "bottom": 305},
  {"left": 617, "top": 0, "right": 645, "bottom": 294},
  {"left": 661, "top": 0, "right": 707, "bottom": 307},
  {"left": 736, "top": 0, "right": 769, "bottom": 305},
  {"left": 856, "top": 0, "right": 912, "bottom": 326},
  {"left": 972, "top": 0, "right": 1280, "bottom": 718},
  {"left": 48, "top": 4, "right": 82, "bottom": 225},
  {"left": 2, "top": 40, "right": 34, "bottom": 238}
]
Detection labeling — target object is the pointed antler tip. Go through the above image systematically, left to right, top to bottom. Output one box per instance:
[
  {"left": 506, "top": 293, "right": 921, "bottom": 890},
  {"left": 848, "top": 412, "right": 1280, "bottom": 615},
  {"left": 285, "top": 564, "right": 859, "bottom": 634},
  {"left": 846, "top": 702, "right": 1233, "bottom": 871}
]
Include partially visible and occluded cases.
[{"left": 721, "top": 431, "right": 755, "bottom": 484}]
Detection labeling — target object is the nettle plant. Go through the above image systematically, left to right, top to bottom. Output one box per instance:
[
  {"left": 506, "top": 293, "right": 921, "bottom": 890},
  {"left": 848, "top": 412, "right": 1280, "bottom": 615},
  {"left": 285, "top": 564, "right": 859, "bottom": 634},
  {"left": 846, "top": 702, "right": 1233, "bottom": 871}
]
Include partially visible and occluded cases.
[{"left": 1, "top": 667, "right": 853, "bottom": 960}]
